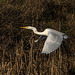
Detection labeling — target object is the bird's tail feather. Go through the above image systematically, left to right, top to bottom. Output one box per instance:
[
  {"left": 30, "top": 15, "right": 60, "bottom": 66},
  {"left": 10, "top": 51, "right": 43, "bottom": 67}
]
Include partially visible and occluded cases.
[{"left": 63, "top": 34, "right": 68, "bottom": 39}]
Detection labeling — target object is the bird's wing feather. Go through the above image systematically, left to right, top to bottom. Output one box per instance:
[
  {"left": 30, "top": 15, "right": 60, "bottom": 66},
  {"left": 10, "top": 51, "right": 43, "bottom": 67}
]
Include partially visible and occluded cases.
[{"left": 41, "top": 33, "right": 63, "bottom": 54}]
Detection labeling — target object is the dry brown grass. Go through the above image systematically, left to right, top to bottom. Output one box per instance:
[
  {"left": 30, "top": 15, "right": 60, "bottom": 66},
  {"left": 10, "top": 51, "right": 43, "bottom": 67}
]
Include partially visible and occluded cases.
[{"left": 0, "top": 0, "right": 75, "bottom": 75}]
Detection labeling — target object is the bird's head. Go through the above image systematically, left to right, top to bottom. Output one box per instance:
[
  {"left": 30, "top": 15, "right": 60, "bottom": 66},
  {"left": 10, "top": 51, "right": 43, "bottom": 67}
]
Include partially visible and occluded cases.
[{"left": 20, "top": 26, "right": 37, "bottom": 32}]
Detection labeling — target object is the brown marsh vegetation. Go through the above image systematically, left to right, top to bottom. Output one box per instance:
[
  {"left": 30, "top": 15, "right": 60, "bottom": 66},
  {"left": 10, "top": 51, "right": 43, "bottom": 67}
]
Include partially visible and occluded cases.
[{"left": 0, "top": 0, "right": 75, "bottom": 75}]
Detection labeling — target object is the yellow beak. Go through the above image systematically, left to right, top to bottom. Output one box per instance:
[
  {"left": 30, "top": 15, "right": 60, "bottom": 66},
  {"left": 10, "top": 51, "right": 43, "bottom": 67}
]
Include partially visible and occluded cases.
[{"left": 20, "top": 27, "right": 28, "bottom": 28}]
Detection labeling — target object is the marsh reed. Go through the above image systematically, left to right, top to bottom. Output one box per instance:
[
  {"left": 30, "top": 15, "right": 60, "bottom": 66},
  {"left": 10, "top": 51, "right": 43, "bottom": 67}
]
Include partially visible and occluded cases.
[{"left": 0, "top": 0, "right": 75, "bottom": 75}]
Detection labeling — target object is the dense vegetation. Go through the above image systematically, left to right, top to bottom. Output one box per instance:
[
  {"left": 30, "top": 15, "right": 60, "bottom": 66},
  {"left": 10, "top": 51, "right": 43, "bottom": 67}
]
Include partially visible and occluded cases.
[{"left": 0, "top": 0, "right": 75, "bottom": 75}]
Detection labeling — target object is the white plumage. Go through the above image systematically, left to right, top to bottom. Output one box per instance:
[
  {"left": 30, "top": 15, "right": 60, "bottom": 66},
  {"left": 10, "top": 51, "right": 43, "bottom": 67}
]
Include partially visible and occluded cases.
[
  {"left": 20, "top": 26, "right": 68, "bottom": 54},
  {"left": 42, "top": 32, "right": 63, "bottom": 54}
]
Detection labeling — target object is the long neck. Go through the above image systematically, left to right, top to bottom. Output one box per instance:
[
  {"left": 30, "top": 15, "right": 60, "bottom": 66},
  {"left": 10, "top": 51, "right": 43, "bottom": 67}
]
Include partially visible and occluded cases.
[
  {"left": 31, "top": 28, "right": 45, "bottom": 35},
  {"left": 34, "top": 31, "right": 45, "bottom": 35}
]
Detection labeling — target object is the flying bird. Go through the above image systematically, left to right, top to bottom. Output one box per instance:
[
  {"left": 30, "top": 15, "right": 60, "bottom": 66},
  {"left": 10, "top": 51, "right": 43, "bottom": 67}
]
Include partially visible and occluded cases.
[{"left": 20, "top": 26, "right": 68, "bottom": 54}]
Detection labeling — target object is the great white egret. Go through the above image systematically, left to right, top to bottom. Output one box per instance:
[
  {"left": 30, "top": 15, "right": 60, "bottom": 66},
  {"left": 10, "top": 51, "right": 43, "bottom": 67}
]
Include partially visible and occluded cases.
[{"left": 20, "top": 26, "right": 68, "bottom": 54}]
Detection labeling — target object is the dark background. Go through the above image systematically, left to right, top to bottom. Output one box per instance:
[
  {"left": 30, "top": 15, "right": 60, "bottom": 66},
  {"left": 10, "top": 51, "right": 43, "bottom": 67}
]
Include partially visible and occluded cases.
[{"left": 0, "top": 0, "right": 75, "bottom": 75}]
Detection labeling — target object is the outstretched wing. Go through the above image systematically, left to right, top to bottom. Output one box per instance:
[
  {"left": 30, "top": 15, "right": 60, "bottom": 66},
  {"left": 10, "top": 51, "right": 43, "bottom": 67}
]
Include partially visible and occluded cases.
[{"left": 41, "top": 33, "right": 63, "bottom": 54}]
